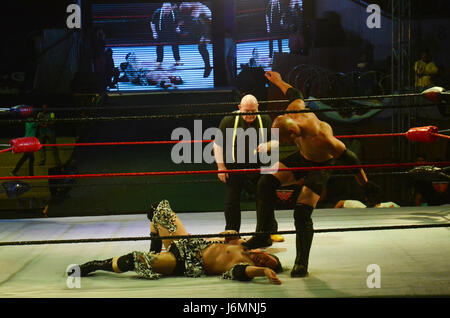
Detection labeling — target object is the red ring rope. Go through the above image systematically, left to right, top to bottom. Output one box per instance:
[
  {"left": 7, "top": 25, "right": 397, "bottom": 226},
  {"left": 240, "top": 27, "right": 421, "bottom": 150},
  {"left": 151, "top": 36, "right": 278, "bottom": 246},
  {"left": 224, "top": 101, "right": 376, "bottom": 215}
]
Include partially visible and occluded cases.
[
  {"left": 28, "top": 131, "right": 450, "bottom": 149},
  {"left": 11, "top": 132, "right": 410, "bottom": 150},
  {"left": 432, "top": 133, "right": 450, "bottom": 140},
  {"left": 41, "top": 139, "right": 211, "bottom": 148},
  {"left": 0, "top": 162, "right": 448, "bottom": 181}
]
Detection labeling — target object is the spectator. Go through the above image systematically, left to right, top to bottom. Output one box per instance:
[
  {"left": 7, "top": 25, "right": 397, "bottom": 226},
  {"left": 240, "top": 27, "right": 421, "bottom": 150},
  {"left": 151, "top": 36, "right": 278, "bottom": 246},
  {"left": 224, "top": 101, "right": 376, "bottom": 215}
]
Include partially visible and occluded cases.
[
  {"left": 414, "top": 50, "right": 439, "bottom": 89},
  {"left": 37, "top": 104, "right": 61, "bottom": 167},
  {"left": 11, "top": 115, "right": 37, "bottom": 176},
  {"left": 412, "top": 156, "right": 450, "bottom": 206},
  {"left": 414, "top": 180, "right": 450, "bottom": 206}
]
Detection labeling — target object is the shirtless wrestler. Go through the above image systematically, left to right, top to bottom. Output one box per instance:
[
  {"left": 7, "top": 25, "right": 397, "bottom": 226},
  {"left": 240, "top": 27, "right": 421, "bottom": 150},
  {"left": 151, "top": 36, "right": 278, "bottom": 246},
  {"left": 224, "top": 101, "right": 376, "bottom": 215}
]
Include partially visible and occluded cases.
[{"left": 72, "top": 200, "right": 283, "bottom": 284}]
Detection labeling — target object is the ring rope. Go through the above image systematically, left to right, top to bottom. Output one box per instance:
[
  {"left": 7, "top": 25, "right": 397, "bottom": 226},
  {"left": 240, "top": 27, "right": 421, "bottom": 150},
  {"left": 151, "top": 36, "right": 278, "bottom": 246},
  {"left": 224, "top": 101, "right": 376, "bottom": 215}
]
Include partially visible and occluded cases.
[
  {"left": 6, "top": 92, "right": 438, "bottom": 113},
  {"left": 1, "top": 102, "right": 448, "bottom": 125},
  {"left": 2, "top": 129, "right": 447, "bottom": 153},
  {"left": 33, "top": 132, "right": 408, "bottom": 149},
  {"left": 432, "top": 133, "right": 450, "bottom": 140},
  {"left": 41, "top": 139, "right": 211, "bottom": 148},
  {"left": 1, "top": 162, "right": 449, "bottom": 181},
  {"left": 22, "top": 168, "right": 426, "bottom": 190},
  {"left": 25, "top": 170, "right": 414, "bottom": 188},
  {"left": 1, "top": 223, "right": 448, "bottom": 246}
]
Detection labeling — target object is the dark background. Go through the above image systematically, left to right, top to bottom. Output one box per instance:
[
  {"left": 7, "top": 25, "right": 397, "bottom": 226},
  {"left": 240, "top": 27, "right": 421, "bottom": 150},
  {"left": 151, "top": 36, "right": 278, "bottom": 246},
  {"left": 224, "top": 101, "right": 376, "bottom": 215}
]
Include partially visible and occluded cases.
[{"left": 0, "top": 0, "right": 449, "bottom": 218}]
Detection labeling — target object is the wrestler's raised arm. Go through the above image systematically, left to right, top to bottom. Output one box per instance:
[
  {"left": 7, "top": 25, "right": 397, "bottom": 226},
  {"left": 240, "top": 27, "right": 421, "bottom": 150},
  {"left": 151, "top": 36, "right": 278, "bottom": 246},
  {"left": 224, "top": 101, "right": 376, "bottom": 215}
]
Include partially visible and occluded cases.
[{"left": 265, "top": 71, "right": 306, "bottom": 110}]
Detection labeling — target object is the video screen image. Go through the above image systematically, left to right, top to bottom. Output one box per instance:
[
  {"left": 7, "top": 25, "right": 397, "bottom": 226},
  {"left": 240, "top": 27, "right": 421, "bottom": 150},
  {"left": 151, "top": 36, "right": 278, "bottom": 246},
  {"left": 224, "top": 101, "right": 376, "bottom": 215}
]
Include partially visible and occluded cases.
[
  {"left": 235, "top": 0, "right": 303, "bottom": 71},
  {"left": 92, "top": 2, "right": 214, "bottom": 91}
]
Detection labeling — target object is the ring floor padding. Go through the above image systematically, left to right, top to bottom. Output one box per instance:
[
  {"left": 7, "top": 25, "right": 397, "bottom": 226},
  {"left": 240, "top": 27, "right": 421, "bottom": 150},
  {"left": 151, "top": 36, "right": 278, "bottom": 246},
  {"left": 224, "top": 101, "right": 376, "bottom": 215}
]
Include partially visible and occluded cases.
[{"left": 0, "top": 205, "right": 449, "bottom": 298}]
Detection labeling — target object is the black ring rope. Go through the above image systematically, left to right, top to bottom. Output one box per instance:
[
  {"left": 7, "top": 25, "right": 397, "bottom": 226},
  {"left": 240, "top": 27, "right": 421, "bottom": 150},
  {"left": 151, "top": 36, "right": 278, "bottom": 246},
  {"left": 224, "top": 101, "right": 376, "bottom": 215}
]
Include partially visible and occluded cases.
[
  {"left": 4, "top": 91, "right": 433, "bottom": 113},
  {"left": 1, "top": 102, "right": 448, "bottom": 125},
  {"left": 21, "top": 170, "right": 419, "bottom": 189},
  {"left": 1, "top": 223, "right": 448, "bottom": 246}
]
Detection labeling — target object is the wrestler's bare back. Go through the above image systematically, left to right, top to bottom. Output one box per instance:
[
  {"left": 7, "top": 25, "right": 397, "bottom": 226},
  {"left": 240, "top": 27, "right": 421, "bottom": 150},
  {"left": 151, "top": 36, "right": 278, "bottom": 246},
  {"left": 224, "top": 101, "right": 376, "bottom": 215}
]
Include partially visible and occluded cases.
[{"left": 289, "top": 105, "right": 346, "bottom": 162}]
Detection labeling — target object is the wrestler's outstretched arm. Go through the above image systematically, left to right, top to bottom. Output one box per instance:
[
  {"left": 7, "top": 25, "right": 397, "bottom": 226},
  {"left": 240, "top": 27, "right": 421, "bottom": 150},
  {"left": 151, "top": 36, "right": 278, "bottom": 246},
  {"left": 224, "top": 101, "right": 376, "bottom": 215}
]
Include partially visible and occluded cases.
[{"left": 245, "top": 266, "right": 281, "bottom": 285}]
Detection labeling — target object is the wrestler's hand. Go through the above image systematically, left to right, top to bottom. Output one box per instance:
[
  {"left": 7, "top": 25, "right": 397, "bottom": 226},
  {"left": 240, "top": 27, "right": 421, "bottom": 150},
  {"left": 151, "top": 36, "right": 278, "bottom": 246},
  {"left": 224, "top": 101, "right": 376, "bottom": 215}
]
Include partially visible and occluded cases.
[
  {"left": 265, "top": 71, "right": 282, "bottom": 85},
  {"left": 257, "top": 140, "right": 279, "bottom": 153},
  {"left": 257, "top": 142, "right": 270, "bottom": 153},
  {"left": 217, "top": 168, "right": 229, "bottom": 183},
  {"left": 220, "top": 230, "right": 240, "bottom": 243},
  {"left": 264, "top": 268, "right": 282, "bottom": 285}
]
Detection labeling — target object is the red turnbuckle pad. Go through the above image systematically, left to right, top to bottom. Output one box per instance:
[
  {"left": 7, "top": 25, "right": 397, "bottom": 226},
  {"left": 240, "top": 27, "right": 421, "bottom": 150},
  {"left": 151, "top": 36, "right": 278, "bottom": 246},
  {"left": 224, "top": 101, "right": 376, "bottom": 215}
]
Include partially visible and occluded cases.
[
  {"left": 421, "top": 87, "right": 444, "bottom": 103},
  {"left": 406, "top": 126, "right": 439, "bottom": 143},
  {"left": 10, "top": 137, "right": 42, "bottom": 153}
]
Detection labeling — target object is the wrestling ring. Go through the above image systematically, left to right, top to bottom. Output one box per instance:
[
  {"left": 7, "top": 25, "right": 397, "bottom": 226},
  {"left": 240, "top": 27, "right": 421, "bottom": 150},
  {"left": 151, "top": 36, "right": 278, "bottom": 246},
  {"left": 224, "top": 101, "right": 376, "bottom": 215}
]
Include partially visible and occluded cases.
[{"left": 0, "top": 87, "right": 449, "bottom": 299}]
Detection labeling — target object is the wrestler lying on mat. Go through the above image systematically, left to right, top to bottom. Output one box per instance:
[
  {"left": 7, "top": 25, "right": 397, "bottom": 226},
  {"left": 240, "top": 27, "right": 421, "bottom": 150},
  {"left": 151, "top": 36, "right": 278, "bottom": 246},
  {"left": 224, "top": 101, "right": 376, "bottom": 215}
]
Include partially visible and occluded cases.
[{"left": 71, "top": 200, "right": 283, "bottom": 285}]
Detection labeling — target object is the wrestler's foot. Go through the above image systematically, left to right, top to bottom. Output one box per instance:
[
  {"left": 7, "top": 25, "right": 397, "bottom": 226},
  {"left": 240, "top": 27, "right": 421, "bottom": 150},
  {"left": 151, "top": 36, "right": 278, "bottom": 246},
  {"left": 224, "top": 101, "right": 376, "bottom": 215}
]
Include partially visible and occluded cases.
[
  {"left": 203, "top": 65, "right": 212, "bottom": 78},
  {"left": 270, "top": 234, "right": 285, "bottom": 243},
  {"left": 242, "top": 235, "right": 272, "bottom": 250},
  {"left": 72, "top": 260, "right": 112, "bottom": 277},
  {"left": 291, "top": 264, "right": 308, "bottom": 277}
]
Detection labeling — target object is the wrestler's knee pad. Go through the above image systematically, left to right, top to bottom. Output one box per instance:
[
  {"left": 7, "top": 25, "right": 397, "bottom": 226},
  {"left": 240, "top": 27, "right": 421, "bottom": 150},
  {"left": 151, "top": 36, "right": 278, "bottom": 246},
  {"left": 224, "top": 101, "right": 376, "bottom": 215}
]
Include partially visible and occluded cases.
[
  {"left": 257, "top": 174, "right": 281, "bottom": 200},
  {"left": 151, "top": 200, "right": 177, "bottom": 234},
  {"left": 132, "top": 251, "right": 162, "bottom": 280},
  {"left": 117, "top": 253, "right": 135, "bottom": 272}
]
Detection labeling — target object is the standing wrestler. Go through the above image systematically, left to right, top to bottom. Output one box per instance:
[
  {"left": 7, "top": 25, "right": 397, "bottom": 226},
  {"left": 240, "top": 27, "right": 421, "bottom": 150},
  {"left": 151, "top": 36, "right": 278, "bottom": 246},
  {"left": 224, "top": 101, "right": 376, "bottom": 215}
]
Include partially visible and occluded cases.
[
  {"left": 266, "top": 0, "right": 285, "bottom": 61},
  {"left": 150, "top": 2, "right": 183, "bottom": 68},
  {"left": 178, "top": 2, "right": 212, "bottom": 77},
  {"left": 243, "top": 71, "right": 380, "bottom": 277},
  {"left": 213, "top": 94, "right": 283, "bottom": 243},
  {"left": 73, "top": 200, "right": 282, "bottom": 284}
]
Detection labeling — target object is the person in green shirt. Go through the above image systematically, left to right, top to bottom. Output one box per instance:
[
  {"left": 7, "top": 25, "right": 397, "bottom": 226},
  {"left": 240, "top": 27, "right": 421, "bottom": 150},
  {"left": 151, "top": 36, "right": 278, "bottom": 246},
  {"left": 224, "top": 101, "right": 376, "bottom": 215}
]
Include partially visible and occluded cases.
[
  {"left": 36, "top": 104, "right": 61, "bottom": 167},
  {"left": 11, "top": 117, "right": 38, "bottom": 176}
]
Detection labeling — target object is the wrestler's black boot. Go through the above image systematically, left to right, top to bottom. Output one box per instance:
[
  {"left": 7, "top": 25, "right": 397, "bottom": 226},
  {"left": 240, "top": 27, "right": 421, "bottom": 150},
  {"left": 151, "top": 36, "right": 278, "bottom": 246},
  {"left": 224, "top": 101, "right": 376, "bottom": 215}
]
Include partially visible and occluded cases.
[
  {"left": 199, "top": 43, "right": 212, "bottom": 77},
  {"left": 242, "top": 175, "right": 280, "bottom": 249},
  {"left": 291, "top": 203, "right": 314, "bottom": 277},
  {"left": 76, "top": 253, "right": 135, "bottom": 277},
  {"left": 77, "top": 258, "right": 113, "bottom": 277}
]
